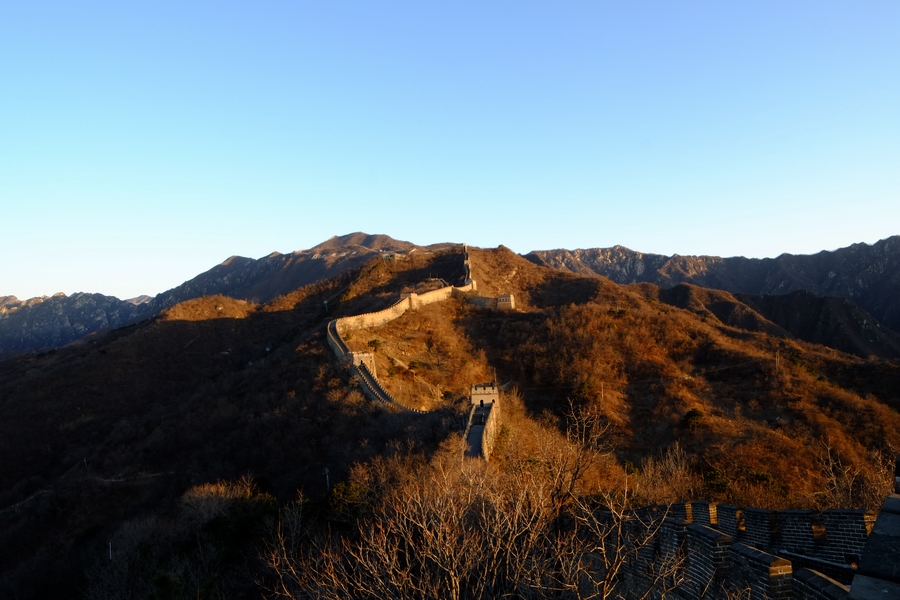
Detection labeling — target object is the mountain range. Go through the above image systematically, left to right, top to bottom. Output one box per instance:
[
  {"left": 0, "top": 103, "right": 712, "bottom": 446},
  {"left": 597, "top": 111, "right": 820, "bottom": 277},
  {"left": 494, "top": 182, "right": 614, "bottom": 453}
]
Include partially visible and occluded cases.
[
  {"left": 0, "top": 234, "right": 426, "bottom": 354},
  {"left": 2, "top": 234, "right": 900, "bottom": 360},
  {"left": 527, "top": 235, "right": 900, "bottom": 334},
  {"left": 2, "top": 240, "right": 899, "bottom": 598}
]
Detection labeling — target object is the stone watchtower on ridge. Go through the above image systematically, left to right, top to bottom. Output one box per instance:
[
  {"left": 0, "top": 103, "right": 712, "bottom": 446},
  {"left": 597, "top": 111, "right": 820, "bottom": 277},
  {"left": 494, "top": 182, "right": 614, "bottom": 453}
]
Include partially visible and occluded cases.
[
  {"left": 465, "top": 382, "right": 501, "bottom": 460},
  {"left": 470, "top": 382, "right": 499, "bottom": 407}
]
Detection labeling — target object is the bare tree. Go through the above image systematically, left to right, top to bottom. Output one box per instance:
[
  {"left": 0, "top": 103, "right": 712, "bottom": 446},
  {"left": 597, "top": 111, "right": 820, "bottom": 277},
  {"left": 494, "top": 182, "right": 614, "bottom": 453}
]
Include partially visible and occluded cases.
[
  {"left": 526, "top": 408, "right": 687, "bottom": 600},
  {"left": 265, "top": 417, "right": 688, "bottom": 600},
  {"left": 637, "top": 442, "right": 698, "bottom": 505},
  {"left": 267, "top": 453, "right": 557, "bottom": 600},
  {"left": 545, "top": 481, "right": 686, "bottom": 600}
]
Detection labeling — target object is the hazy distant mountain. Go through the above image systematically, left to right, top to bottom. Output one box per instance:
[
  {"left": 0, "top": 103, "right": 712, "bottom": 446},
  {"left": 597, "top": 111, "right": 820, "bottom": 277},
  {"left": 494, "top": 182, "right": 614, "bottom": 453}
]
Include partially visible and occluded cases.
[
  {"left": 143, "top": 232, "right": 448, "bottom": 313},
  {"left": 309, "top": 232, "right": 419, "bottom": 253},
  {"left": 0, "top": 233, "right": 427, "bottom": 354},
  {"left": 4, "top": 233, "right": 899, "bottom": 357},
  {"left": 526, "top": 236, "right": 900, "bottom": 334},
  {"left": 3, "top": 243, "right": 900, "bottom": 598},
  {"left": 736, "top": 289, "right": 900, "bottom": 359},
  {"left": 0, "top": 292, "right": 148, "bottom": 354}
]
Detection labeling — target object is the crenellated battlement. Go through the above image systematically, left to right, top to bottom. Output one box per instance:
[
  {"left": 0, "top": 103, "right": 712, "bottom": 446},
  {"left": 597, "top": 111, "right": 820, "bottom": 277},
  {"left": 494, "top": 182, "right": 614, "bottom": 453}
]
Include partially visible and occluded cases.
[
  {"left": 462, "top": 383, "right": 501, "bottom": 460},
  {"left": 616, "top": 495, "right": 898, "bottom": 599}
]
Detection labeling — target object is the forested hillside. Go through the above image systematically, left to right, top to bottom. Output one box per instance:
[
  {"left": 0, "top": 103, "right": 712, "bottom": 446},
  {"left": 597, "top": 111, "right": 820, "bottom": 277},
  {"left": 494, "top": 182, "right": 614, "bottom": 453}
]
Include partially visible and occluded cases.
[{"left": 1, "top": 245, "right": 897, "bottom": 599}]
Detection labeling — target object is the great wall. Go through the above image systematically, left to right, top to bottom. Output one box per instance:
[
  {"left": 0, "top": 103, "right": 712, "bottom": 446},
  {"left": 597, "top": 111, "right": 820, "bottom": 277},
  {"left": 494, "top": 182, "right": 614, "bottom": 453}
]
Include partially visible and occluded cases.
[
  {"left": 325, "top": 244, "right": 503, "bottom": 455},
  {"left": 324, "top": 245, "right": 900, "bottom": 598},
  {"left": 611, "top": 489, "right": 900, "bottom": 599}
]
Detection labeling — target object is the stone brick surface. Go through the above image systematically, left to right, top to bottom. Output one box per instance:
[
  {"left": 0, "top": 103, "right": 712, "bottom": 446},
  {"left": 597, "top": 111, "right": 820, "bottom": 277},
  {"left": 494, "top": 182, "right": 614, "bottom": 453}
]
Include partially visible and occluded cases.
[
  {"left": 691, "top": 501, "right": 717, "bottom": 526},
  {"left": 717, "top": 504, "right": 743, "bottom": 538},
  {"left": 743, "top": 508, "right": 776, "bottom": 551},
  {"left": 778, "top": 510, "right": 819, "bottom": 556},
  {"left": 819, "top": 510, "right": 875, "bottom": 564},
  {"left": 683, "top": 524, "right": 732, "bottom": 598},
  {"left": 727, "top": 543, "right": 792, "bottom": 600},
  {"left": 793, "top": 568, "right": 849, "bottom": 600},
  {"left": 848, "top": 574, "right": 900, "bottom": 599}
]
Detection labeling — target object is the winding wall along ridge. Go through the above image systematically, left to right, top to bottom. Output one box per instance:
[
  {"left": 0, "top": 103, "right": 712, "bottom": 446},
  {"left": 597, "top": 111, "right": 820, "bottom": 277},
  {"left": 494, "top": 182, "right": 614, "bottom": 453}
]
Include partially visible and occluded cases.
[
  {"left": 326, "top": 245, "right": 474, "bottom": 413},
  {"left": 326, "top": 246, "right": 900, "bottom": 597}
]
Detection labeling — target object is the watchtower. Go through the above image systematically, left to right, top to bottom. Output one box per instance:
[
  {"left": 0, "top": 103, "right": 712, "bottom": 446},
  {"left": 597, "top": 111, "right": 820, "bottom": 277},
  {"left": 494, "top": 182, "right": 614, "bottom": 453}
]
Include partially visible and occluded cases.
[
  {"left": 497, "top": 294, "right": 516, "bottom": 311},
  {"left": 470, "top": 382, "right": 499, "bottom": 406}
]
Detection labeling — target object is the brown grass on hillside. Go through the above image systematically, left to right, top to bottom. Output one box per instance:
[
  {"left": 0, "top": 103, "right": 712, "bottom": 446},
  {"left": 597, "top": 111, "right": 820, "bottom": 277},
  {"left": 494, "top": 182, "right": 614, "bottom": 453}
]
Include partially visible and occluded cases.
[
  {"left": 320, "top": 244, "right": 900, "bottom": 509},
  {"left": 455, "top": 246, "right": 900, "bottom": 509},
  {"left": 161, "top": 295, "right": 255, "bottom": 321},
  {"left": 344, "top": 298, "right": 492, "bottom": 411}
]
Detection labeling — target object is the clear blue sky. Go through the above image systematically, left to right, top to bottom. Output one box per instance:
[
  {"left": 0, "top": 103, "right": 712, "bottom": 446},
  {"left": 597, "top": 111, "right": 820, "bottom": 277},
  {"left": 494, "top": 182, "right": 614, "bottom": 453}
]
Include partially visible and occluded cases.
[{"left": 2, "top": 1, "right": 898, "bottom": 300}]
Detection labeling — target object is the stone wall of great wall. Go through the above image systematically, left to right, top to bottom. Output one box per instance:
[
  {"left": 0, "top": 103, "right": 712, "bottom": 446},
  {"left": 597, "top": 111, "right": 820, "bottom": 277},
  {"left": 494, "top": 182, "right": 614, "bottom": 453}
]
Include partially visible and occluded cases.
[
  {"left": 326, "top": 245, "right": 478, "bottom": 415},
  {"left": 461, "top": 383, "right": 502, "bottom": 460},
  {"left": 480, "top": 400, "right": 500, "bottom": 459},
  {"left": 616, "top": 491, "right": 900, "bottom": 599}
]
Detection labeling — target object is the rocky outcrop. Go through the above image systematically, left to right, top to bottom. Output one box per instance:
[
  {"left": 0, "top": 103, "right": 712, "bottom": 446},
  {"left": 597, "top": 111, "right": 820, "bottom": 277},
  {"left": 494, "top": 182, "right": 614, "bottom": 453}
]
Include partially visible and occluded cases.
[
  {"left": 527, "top": 236, "right": 900, "bottom": 335},
  {"left": 0, "top": 292, "right": 151, "bottom": 353}
]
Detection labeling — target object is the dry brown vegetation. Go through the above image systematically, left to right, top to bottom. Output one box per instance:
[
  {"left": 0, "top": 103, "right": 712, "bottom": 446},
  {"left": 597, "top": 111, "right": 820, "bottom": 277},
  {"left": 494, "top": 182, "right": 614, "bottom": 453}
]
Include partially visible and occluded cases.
[
  {"left": 0, "top": 244, "right": 898, "bottom": 599},
  {"left": 330, "top": 245, "right": 899, "bottom": 509},
  {"left": 463, "top": 247, "right": 900, "bottom": 509},
  {"left": 0, "top": 254, "right": 464, "bottom": 598},
  {"left": 161, "top": 295, "right": 256, "bottom": 321},
  {"left": 344, "top": 299, "right": 493, "bottom": 411},
  {"left": 266, "top": 410, "right": 689, "bottom": 600}
]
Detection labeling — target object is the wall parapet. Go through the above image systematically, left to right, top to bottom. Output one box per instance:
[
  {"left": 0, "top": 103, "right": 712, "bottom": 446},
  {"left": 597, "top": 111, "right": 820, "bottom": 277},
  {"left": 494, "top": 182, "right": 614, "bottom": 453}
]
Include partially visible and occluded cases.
[
  {"left": 465, "top": 293, "right": 516, "bottom": 311},
  {"left": 336, "top": 297, "right": 411, "bottom": 334},
  {"left": 326, "top": 320, "right": 350, "bottom": 358},
  {"left": 353, "top": 362, "right": 426, "bottom": 414},
  {"left": 462, "top": 382, "right": 501, "bottom": 460},
  {"left": 481, "top": 401, "right": 500, "bottom": 459},
  {"left": 849, "top": 493, "right": 900, "bottom": 599},
  {"left": 625, "top": 495, "right": 897, "bottom": 599},
  {"left": 679, "top": 501, "right": 875, "bottom": 585},
  {"left": 683, "top": 524, "right": 732, "bottom": 598},
  {"left": 727, "top": 543, "right": 793, "bottom": 600},
  {"left": 793, "top": 569, "right": 849, "bottom": 600}
]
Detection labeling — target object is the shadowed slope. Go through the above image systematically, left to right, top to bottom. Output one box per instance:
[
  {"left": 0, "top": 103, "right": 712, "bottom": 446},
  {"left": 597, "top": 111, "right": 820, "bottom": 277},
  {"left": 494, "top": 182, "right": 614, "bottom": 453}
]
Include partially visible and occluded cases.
[
  {"left": 527, "top": 235, "right": 900, "bottom": 335},
  {"left": 2, "top": 244, "right": 900, "bottom": 598}
]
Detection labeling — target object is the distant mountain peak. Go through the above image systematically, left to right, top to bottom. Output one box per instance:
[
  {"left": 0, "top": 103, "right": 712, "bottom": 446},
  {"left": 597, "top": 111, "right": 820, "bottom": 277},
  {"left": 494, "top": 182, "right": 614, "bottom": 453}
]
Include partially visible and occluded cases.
[
  {"left": 309, "top": 232, "right": 417, "bottom": 253},
  {"left": 221, "top": 255, "right": 252, "bottom": 267},
  {"left": 0, "top": 295, "right": 20, "bottom": 308}
]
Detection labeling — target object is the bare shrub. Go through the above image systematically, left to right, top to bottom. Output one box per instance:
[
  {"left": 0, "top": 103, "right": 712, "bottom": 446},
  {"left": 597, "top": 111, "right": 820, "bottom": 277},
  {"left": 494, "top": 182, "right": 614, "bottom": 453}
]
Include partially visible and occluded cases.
[
  {"left": 265, "top": 422, "right": 686, "bottom": 599},
  {"left": 637, "top": 442, "right": 698, "bottom": 505},
  {"left": 814, "top": 442, "right": 898, "bottom": 510},
  {"left": 85, "top": 475, "right": 274, "bottom": 600}
]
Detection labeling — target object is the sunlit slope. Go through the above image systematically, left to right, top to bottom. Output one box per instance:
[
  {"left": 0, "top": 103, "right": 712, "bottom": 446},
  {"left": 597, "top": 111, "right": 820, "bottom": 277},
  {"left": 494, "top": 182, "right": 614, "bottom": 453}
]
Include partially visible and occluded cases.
[
  {"left": 1, "top": 244, "right": 898, "bottom": 597},
  {"left": 443, "top": 247, "right": 900, "bottom": 505}
]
